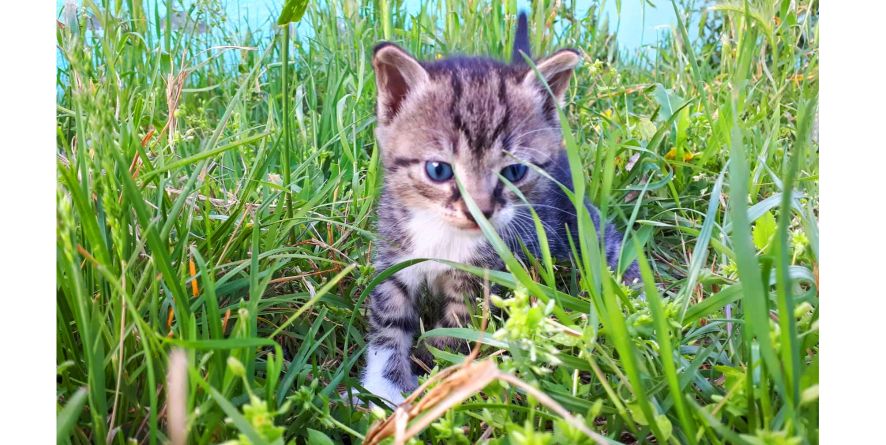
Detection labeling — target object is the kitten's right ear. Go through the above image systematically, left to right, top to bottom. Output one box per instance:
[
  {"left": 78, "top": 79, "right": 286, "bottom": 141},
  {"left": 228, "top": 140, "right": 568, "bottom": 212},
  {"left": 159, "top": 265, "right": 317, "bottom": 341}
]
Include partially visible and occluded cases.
[
  {"left": 372, "top": 43, "right": 429, "bottom": 125},
  {"left": 522, "top": 48, "right": 581, "bottom": 104}
]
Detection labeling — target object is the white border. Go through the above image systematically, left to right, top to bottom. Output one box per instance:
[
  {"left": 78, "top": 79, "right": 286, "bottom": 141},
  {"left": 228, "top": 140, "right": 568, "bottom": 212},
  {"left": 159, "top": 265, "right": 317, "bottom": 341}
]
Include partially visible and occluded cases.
[
  {"left": 0, "top": 0, "right": 880, "bottom": 441},
  {"left": 820, "top": 0, "right": 886, "bottom": 441},
  {"left": 0, "top": 3, "right": 58, "bottom": 442}
]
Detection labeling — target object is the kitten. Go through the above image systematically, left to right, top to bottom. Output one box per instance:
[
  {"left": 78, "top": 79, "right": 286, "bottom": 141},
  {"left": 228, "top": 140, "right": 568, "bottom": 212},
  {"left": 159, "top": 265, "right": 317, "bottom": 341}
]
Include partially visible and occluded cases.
[{"left": 361, "top": 12, "right": 640, "bottom": 406}]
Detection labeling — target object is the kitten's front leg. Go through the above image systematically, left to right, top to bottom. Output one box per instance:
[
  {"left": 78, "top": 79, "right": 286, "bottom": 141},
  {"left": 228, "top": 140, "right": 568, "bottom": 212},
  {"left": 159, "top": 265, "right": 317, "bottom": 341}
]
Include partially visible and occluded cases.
[
  {"left": 427, "top": 271, "right": 475, "bottom": 354},
  {"left": 362, "top": 276, "right": 419, "bottom": 407}
]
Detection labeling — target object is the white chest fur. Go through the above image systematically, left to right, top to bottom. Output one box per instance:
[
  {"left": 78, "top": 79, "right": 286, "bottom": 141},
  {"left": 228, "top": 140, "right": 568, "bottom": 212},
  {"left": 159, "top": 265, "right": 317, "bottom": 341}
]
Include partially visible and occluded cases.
[{"left": 395, "top": 209, "right": 485, "bottom": 292}]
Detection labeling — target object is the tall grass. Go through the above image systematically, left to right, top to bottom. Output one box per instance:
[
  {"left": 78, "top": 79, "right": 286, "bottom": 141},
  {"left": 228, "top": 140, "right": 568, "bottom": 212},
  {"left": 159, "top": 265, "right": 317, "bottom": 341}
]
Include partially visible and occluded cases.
[{"left": 56, "top": 0, "right": 819, "bottom": 443}]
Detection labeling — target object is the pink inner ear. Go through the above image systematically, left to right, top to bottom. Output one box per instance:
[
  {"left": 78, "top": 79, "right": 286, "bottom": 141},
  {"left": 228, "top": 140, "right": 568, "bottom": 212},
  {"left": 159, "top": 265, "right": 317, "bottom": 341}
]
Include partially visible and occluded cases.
[
  {"left": 523, "top": 49, "right": 580, "bottom": 102},
  {"left": 379, "top": 61, "right": 410, "bottom": 122},
  {"left": 546, "top": 69, "right": 573, "bottom": 98}
]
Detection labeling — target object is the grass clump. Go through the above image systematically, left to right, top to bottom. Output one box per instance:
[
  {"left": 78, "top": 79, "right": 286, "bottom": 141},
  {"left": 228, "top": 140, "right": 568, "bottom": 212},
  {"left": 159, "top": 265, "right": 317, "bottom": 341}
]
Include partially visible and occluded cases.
[{"left": 56, "top": 0, "right": 818, "bottom": 443}]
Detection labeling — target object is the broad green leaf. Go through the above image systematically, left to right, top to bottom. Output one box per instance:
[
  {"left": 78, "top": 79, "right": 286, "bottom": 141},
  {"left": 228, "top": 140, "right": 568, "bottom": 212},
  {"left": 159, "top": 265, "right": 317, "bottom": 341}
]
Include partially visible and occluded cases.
[
  {"left": 277, "top": 0, "right": 309, "bottom": 25},
  {"left": 753, "top": 210, "right": 777, "bottom": 252},
  {"left": 654, "top": 415, "right": 673, "bottom": 442},
  {"left": 306, "top": 428, "right": 335, "bottom": 445}
]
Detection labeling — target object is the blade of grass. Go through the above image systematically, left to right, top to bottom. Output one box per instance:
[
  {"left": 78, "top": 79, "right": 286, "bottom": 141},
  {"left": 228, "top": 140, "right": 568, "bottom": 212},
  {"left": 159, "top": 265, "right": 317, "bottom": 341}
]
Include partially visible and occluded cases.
[
  {"left": 635, "top": 240, "right": 698, "bottom": 443},
  {"left": 57, "top": 388, "right": 88, "bottom": 444}
]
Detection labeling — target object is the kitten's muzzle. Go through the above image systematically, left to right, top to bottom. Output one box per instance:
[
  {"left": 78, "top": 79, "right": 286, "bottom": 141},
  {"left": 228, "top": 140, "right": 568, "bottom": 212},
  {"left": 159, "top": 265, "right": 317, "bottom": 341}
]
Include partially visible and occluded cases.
[
  {"left": 453, "top": 182, "right": 497, "bottom": 229},
  {"left": 461, "top": 203, "right": 495, "bottom": 226}
]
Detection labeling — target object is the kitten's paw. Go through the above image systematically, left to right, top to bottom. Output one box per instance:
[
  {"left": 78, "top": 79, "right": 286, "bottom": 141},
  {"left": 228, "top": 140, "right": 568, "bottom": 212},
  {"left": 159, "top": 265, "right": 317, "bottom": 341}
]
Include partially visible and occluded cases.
[
  {"left": 360, "top": 347, "right": 418, "bottom": 408},
  {"left": 360, "top": 374, "right": 408, "bottom": 408}
]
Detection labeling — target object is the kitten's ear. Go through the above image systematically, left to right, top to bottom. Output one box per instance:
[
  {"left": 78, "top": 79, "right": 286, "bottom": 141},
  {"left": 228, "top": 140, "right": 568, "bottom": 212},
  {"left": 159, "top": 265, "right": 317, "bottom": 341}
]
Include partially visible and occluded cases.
[
  {"left": 373, "top": 43, "right": 429, "bottom": 124},
  {"left": 522, "top": 48, "right": 581, "bottom": 104}
]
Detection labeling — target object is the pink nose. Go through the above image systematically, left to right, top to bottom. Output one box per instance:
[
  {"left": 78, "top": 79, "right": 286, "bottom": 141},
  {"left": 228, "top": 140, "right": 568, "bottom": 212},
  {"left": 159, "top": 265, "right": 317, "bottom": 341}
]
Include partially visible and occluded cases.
[{"left": 462, "top": 203, "right": 494, "bottom": 223}]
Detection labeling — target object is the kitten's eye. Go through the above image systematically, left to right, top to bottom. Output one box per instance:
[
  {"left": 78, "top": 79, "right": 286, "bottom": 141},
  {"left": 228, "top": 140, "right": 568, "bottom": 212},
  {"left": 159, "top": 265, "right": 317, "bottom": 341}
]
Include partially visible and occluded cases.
[
  {"left": 425, "top": 161, "right": 454, "bottom": 182},
  {"left": 500, "top": 163, "right": 528, "bottom": 182}
]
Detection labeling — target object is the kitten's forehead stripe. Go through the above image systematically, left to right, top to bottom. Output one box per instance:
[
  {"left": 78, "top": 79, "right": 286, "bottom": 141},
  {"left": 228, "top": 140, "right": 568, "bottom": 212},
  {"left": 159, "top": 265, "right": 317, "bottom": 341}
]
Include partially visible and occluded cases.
[
  {"left": 429, "top": 59, "right": 517, "bottom": 155},
  {"left": 449, "top": 72, "right": 466, "bottom": 155},
  {"left": 490, "top": 75, "right": 511, "bottom": 152}
]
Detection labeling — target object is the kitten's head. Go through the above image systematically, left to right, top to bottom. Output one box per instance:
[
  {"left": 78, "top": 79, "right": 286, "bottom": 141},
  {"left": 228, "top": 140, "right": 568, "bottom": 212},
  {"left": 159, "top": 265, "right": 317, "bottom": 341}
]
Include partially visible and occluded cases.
[{"left": 372, "top": 41, "right": 580, "bottom": 232}]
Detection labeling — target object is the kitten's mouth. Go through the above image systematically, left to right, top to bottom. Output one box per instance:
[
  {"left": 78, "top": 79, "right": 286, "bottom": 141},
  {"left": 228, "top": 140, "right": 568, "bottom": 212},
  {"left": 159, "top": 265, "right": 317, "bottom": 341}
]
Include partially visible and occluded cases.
[
  {"left": 444, "top": 207, "right": 511, "bottom": 232},
  {"left": 441, "top": 215, "right": 489, "bottom": 232},
  {"left": 452, "top": 215, "right": 503, "bottom": 232},
  {"left": 451, "top": 220, "right": 483, "bottom": 231}
]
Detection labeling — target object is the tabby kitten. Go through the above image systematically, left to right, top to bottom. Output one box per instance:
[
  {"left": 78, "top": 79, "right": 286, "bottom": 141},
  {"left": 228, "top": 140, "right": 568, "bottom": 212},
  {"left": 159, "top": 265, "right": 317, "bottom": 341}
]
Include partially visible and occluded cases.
[{"left": 361, "top": 13, "right": 640, "bottom": 406}]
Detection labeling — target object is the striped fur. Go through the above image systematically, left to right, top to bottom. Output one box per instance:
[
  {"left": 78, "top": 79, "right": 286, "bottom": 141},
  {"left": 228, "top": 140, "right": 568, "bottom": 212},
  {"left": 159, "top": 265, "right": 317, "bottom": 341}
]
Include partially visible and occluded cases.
[{"left": 361, "top": 13, "right": 640, "bottom": 407}]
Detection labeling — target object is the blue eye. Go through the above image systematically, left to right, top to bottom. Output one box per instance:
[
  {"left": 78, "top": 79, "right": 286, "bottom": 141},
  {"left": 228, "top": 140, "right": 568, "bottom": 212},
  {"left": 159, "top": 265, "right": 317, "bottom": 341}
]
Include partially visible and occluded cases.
[
  {"left": 425, "top": 161, "right": 454, "bottom": 182},
  {"left": 501, "top": 163, "right": 528, "bottom": 182}
]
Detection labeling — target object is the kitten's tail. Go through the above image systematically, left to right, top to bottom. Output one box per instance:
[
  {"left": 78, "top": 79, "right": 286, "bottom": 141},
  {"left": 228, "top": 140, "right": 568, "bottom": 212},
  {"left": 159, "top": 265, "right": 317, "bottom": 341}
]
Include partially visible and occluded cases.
[{"left": 511, "top": 11, "right": 531, "bottom": 65}]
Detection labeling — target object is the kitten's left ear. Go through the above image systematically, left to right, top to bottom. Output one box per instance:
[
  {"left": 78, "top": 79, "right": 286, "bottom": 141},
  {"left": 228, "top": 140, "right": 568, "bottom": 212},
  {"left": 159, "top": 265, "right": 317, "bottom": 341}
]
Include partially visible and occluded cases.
[
  {"left": 373, "top": 43, "right": 429, "bottom": 125},
  {"left": 522, "top": 48, "right": 581, "bottom": 104}
]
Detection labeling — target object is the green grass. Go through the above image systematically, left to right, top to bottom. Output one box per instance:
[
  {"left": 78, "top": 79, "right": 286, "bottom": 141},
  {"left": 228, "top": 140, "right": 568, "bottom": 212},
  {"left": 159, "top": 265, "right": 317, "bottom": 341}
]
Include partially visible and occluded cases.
[{"left": 56, "top": 0, "right": 819, "bottom": 443}]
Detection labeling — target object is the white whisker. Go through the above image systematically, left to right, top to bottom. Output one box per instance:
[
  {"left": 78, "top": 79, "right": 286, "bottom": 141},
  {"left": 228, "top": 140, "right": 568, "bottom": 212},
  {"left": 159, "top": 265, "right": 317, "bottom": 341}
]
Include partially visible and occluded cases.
[{"left": 512, "top": 203, "right": 579, "bottom": 217}]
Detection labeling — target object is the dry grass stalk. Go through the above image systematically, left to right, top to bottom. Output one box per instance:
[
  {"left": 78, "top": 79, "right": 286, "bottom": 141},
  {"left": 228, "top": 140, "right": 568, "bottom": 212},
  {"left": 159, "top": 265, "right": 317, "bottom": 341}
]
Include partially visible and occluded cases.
[
  {"left": 164, "top": 51, "right": 189, "bottom": 146},
  {"left": 164, "top": 186, "right": 238, "bottom": 210},
  {"left": 106, "top": 269, "right": 127, "bottom": 444},
  {"left": 166, "top": 349, "right": 188, "bottom": 445}
]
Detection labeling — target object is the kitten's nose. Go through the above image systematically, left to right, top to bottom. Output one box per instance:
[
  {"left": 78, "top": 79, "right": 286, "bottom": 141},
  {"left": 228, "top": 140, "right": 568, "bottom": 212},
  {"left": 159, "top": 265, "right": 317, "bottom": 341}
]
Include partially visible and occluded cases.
[{"left": 463, "top": 205, "right": 494, "bottom": 224}]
